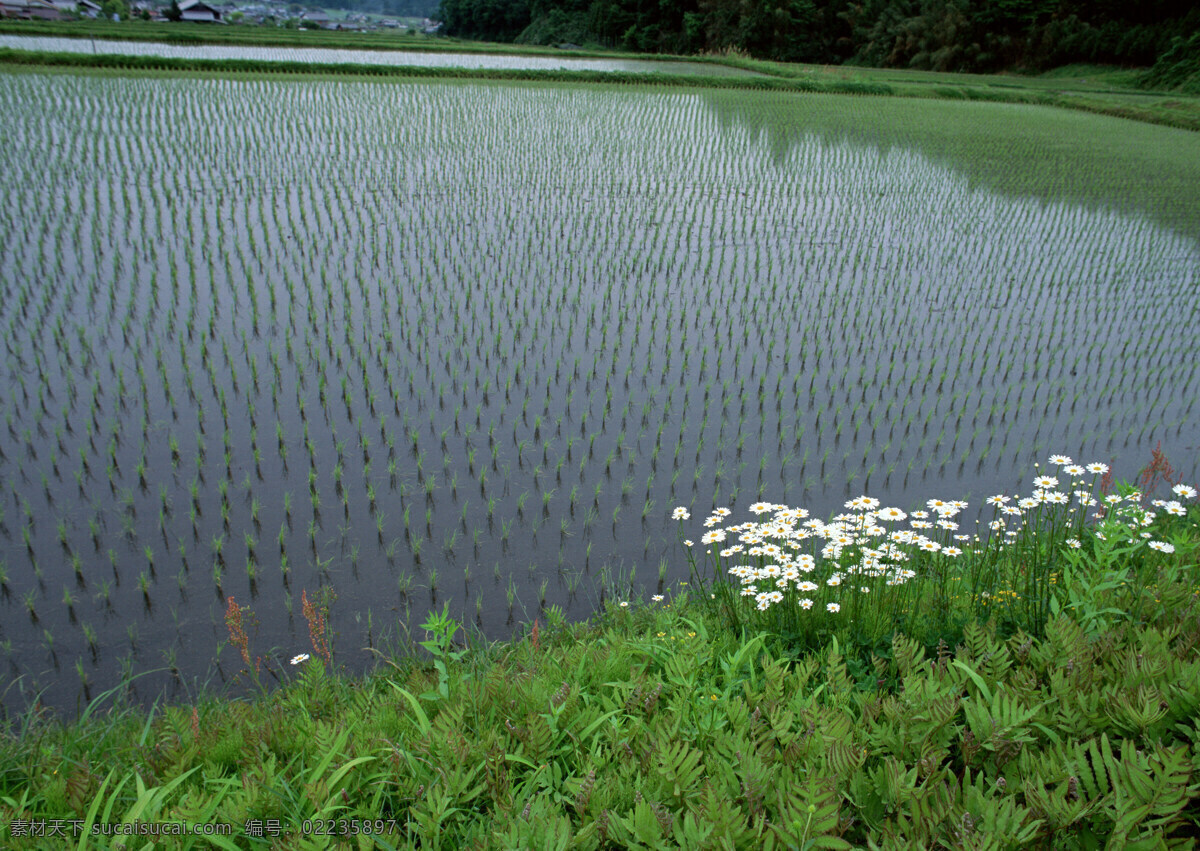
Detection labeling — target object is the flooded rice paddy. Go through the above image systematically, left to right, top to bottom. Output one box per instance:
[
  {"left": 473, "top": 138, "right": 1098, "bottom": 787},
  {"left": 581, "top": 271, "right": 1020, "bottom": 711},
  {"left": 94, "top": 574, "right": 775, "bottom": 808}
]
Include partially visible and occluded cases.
[{"left": 0, "top": 73, "right": 1197, "bottom": 715}]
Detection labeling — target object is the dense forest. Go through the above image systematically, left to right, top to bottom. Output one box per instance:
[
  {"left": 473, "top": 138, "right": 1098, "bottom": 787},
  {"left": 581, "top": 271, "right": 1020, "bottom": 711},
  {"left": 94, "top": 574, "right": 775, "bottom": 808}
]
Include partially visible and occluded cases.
[{"left": 434, "top": 0, "right": 1199, "bottom": 72}]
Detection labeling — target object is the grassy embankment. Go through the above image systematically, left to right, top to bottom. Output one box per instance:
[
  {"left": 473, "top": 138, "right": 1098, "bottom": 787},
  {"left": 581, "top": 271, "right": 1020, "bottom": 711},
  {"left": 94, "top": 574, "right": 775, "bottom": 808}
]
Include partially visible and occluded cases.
[
  {"left": 1, "top": 20, "right": 1199, "bottom": 131},
  {"left": 1, "top": 453, "right": 1198, "bottom": 848}
]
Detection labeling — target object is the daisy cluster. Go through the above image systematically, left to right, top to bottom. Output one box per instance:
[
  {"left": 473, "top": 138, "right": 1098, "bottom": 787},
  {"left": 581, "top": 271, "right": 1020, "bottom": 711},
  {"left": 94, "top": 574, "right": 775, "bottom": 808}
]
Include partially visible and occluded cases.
[
  {"left": 674, "top": 455, "right": 1196, "bottom": 614},
  {"left": 1038, "top": 455, "right": 1194, "bottom": 553},
  {"left": 979, "top": 457, "right": 1112, "bottom": 541},
  {"left": 678, "top": 496, "right": 968, "bottom": 613}
]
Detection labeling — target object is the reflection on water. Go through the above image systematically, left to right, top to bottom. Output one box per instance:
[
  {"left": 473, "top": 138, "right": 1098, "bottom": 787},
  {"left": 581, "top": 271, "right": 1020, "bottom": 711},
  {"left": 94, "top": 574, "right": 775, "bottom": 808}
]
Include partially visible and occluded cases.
[{"left": 698, "top": 89, "right": 1200, "bottom": 246}]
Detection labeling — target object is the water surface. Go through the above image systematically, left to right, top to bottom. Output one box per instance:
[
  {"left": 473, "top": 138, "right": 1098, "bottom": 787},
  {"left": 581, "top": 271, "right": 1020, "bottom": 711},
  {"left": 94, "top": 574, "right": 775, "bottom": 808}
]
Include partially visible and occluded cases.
[{"left": 0, "top": 35, "right": 760, "bottom": 76}]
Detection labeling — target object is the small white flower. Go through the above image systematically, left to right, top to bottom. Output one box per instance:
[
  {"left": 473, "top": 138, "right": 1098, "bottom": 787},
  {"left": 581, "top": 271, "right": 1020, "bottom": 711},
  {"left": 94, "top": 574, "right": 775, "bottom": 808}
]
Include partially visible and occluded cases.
[
  {"left": 1048, "top": 455, "right": 1073, "bottom": 466},
  {"left": 1086, "top": 462, "right": 1110, "bottom": 474},
  {"left": 1033, "top": 476, "right": 1059, "bottom": 489},
  {"left": 1172, "top": 484, "right": 1197, "bottom": 499},
  {"left": 846, "top": 496, "right": 880, "bottom": 511},
  {"left": 672, "top": 507, "right": 690, "bottom": 520},
  {"left": 1065, "top": 539, "right": 1081, "bottom": 549},
  {"left": 1148, "top": 541, "right": 1175, "bottom": 553},
  {"left": 652, "top": 594, "right": 664, "bottom": 602},
  {"left": 799, "top": 598, "right": 813, "bottom": 609},
  {"left": 619, "top": 601, "right": 629, "bottom": 607},
  {"left": 826, "top": 603, "right": 840, "bottom": 613},
  {"left": 291, "top": 653, "right": 310, "bottom": 665}
]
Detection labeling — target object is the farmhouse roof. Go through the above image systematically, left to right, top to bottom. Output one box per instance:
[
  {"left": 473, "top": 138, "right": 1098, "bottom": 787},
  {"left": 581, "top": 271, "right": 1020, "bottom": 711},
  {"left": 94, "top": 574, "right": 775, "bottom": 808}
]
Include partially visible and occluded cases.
[
  {"left": 0, "top": 0, "right": 65, "bottom": 18},
  {"left": 177, "top": 0, "right": 222, "bottom": 20}
]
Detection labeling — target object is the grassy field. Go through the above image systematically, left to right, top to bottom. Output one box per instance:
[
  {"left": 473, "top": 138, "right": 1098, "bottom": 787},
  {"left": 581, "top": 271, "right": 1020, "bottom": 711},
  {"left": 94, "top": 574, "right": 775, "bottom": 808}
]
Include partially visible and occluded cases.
[{"left": 0, "top": 459, "right": 1197, "bottom": 848}]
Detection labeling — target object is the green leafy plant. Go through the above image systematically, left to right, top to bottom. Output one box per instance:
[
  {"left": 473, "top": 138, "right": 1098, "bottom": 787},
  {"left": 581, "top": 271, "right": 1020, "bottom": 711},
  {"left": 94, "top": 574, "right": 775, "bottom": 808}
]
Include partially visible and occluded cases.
[{"left": 418, "top": 604, "right": 467, "bottom": 702}]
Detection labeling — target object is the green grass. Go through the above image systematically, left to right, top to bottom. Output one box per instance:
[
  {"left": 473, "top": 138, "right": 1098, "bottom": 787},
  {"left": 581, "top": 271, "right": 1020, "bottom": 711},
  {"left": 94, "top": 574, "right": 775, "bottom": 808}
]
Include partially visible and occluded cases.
[{"left": 0, "top": 473, "right": 1196, "bottom": 847}]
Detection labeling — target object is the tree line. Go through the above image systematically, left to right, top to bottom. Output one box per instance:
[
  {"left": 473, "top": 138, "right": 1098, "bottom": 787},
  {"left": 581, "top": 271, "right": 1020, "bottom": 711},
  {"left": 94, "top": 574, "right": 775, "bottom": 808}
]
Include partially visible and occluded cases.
[{"left": 435, "top": 0, "right": 1199, "bottom": 72}]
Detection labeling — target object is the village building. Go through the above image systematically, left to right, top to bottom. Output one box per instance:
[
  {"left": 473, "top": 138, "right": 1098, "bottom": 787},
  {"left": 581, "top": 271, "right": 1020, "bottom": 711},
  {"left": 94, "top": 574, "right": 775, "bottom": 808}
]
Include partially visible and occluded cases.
[
  {"left": 0, "top": 0, "right": 65, "bottom": 19},
  {"left": 49, "top": 0, "right": 101, "bottom": 16},
  {"left": 177, "top": 0, "right": 222, "bottom": 22},
  {"left": 300, "top": 9, "right": 333, "bottom": 28}
]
